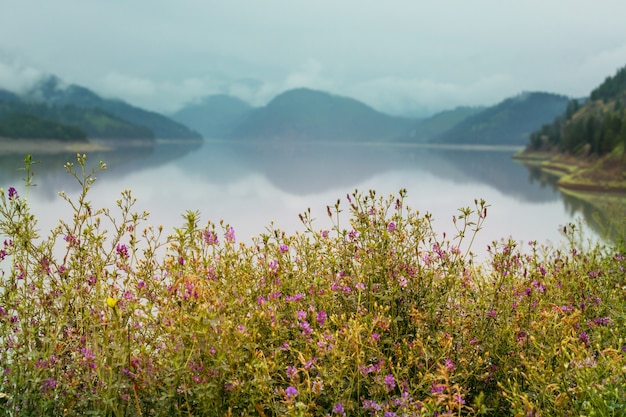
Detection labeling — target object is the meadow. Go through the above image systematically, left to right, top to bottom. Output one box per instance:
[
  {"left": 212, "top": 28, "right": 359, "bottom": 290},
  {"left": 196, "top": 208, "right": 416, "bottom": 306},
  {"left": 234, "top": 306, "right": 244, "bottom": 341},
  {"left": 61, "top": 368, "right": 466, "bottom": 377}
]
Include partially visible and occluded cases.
[{"left": 0, "top": 154, "right": 624, "bottom": 416}]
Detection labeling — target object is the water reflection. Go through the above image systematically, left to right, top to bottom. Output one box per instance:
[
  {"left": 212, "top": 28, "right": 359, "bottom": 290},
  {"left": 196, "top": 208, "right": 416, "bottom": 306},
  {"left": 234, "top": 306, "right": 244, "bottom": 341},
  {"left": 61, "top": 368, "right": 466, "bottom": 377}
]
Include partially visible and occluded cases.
[{"left": 0, "top": 140, "right": 619, "bottom": 251}]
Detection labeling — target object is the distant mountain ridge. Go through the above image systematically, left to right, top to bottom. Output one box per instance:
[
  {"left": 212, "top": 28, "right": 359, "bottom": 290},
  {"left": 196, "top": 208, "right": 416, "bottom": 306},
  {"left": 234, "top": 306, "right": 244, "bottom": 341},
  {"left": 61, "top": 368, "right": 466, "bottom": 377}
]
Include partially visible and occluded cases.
[
  {"left": 26, "top": 76, "right": 201, "bottom": 140},
  {"left": 229, "top": 88, "right": 414, "bottom": 142},
  {"left": 434, "top": 92, "right": 570, "bottom": 145},
  {"left": 170, "top": 94, "right": 253, "bottom": 139},
  {"left": 405, "top": 106, "right": 485, "bottom": 142}
]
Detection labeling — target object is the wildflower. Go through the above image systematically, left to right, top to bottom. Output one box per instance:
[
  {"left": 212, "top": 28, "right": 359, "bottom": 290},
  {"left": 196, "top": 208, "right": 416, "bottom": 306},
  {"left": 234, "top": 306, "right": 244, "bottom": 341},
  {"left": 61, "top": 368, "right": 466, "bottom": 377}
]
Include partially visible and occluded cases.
[
  {"left": 7, "top": 187, "right": 18, "bottom": 200},
  {"left": 387, "top": 221, "right": 396, "bottom": 233},
  {"left": 224, "top": 226, "right": 236, "bottom": 243},
  {"left": 203, "top": 229, "right": 219, "bottom": 245},
  {"left": 321, "top": 230, "right": 329, "bottom": 238},
  {"left": 116, "top": 244, "right": 129, "bottom": 259},
  {"left": 279, "top": 244, "right": 289, "bottom": 254},
  {"left": 269, "top": 259, "right": 279, "bottom": 271},
  {"left": 397, "top": 275, "right": 408, "bottom": 287},
  {"left": 285, "top": 293, "right": 303, "bottom": 302},
  {"left": 106, "top": 297, "right": 118, "bottom": 308},
  {"left": 487, "top": 309, "right": 497, "bottom": 318},
  {"left": 316, "top": 310, "right": 327, "bottom": 327},
  {"left": 300, "top": 320, "right": 313, "bottom": 336},
  {"left": 579, "top": 331, "right": 589, "bottom": 346},
  {"left": 371, "top": 333, "right": 380, "bottom": 342},
  {"left": 445, "top": 358, "right": 456, "bottom": 372},
  {"left": 286, "top": 366, "right": 298, "bottom": 380},
  {"left": 384, "top": 373, "right": 396, "bottom": 392},
  {"left": 41, "top": 377, "right": 57, "bottom": 394},
  {"left": 312, "top": 378, "right": 324, "bottom": 394},
  {"left": 430, "top": 383, "right": 445, "bottom": 395},
  {"left": 285, "top": 386, "right": 298, "bottom": 398},
  {"left": 454, "top": 393, "right": 465, "bottom": 405},
  {"left": 362, "top": 399, "right": 382, "bottom": 411},
  {"left": 333, "top": 402, "right": 345, "bottom": 414},
  {"left": 384, "top": 412, "right": 398, "bottom": 417}
]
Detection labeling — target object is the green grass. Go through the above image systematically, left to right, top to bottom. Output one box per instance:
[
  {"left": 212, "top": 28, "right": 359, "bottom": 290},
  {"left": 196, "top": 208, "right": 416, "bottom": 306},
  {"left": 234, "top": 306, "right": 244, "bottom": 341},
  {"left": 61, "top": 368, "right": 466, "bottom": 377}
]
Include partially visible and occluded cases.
[{"left": 1, "top": 155, "right": 625, "bottom": 416}]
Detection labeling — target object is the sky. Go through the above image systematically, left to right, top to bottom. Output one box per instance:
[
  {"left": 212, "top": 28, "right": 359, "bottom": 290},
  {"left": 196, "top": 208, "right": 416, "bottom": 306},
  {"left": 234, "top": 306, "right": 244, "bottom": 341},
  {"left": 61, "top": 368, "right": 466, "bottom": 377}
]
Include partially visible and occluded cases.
[{"left": 1, "top": 0, "right": 626, "bottom": 117}]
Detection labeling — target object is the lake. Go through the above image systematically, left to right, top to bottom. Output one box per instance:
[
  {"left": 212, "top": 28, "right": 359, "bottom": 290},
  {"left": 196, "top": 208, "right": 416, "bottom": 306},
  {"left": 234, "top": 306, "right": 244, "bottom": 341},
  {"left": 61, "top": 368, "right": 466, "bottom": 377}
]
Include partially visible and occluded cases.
[{"left": 0, "top": 140, "right": 611, "bottom": 259}]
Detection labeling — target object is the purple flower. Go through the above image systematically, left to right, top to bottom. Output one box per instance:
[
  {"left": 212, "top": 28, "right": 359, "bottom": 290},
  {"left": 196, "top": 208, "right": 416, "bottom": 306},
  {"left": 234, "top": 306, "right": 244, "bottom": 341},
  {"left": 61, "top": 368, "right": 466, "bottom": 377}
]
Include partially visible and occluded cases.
[
  {"left": 7, "top": 187, "right": 18, "bottom": 200},
  {"left": 387, "top": 221, "right": 396, "bottom": 233},
  {"left": 224, "top": 226, "right": 236, "bottom": 243},
  {"left": 203, "top": 229, "right": 219, "bottom": 245},
  {"left": 116, "top": 244, "right": 129, "bottom": 259},
  {"left": 279, "top": 244, "right": 289, "bottom": 254},
  {"left": 269, "top": 259, "right": 279, "bottom": 271},
  {"left": 316, "top": 310, "right": 327, "bottom": 327},
  {"left": 300, "top": 320, "right": 313, "bottom": 335},
  {"left": 579, "top": 331, "right": 589, "bottom": 346},
  {"left": 445, "top": 358, "right": 456, "bottom": 372},
  {"left": 286, "top": 366, "right": 298, "bottom": 380},
  {"left": 384, "top": 373, "right": 395, "bottom": 392},
  {"left": 41, "top": 377, "right": 57, "bottom": 394},
  {"left": 430, "top": 383, "right": 445, "bottom": 395},
  {"left": 285, "top": 386, "right": 298, "bottom": 398},
  {"left": 362, "top": 399, "right": 382, "bottom": 411},
  {"left": 333, "top": 402, "right": 345, "bottom": 414},
  {"left": 384, "top": 412, "right": 398, "bottom": 417}
]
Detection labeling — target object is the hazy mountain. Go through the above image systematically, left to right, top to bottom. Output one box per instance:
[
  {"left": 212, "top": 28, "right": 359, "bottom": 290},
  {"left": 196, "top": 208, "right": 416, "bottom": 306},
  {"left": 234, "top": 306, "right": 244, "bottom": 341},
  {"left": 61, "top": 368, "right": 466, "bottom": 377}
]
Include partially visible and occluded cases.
[
  {"left": 26, "top": 76, "right": 201, "bottom": 140},
  {"left": 229, "top": 88, "right": 415, "bottom": 142},
  {"left": 0, "top": 89, "right": 154, "bottom": 141},
  {"left": 435, "top": 92, "right": 570, "bottom": 145},
  {"left": 170, "top": 94, "right": 253, "bottom": 139},
  {"left": 405, "top": 106, "right": 485, "bottom": 142}
]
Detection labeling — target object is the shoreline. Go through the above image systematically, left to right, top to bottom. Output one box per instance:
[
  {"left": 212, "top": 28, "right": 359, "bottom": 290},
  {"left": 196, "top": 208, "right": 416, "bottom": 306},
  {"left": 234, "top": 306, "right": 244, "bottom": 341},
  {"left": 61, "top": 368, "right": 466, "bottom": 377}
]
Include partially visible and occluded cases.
[
  {"left": 0, "top": 138, "right": 113, "bottom": 155},
  {"left": 513, "top": 149, "right": 626, "bottom": 194}
]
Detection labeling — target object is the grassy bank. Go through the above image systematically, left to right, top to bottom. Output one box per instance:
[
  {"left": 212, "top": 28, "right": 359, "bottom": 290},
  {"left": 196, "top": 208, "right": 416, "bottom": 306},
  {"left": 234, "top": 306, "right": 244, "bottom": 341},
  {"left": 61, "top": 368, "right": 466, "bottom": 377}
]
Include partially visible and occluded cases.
[
  {"left": 513, "top": 147, "right": 626, "bottom": 193},
  {"left": 1, "top": 155, "right": 625, "bottom": 416}
]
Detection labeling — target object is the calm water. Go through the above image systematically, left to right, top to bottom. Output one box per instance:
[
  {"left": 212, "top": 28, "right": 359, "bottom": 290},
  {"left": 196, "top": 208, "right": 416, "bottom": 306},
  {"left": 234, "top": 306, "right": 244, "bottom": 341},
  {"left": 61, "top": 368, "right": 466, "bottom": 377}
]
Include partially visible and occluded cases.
[{"left": 0, "top": 140, "right": 609, "bottom": 258}]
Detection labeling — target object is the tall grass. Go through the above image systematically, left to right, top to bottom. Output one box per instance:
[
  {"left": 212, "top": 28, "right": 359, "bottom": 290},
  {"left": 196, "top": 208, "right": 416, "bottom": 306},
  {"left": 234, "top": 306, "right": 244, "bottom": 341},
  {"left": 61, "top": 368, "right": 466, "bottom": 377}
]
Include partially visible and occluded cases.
[{"left": 0, "top": 154, "right": 624, "bottom": 416}]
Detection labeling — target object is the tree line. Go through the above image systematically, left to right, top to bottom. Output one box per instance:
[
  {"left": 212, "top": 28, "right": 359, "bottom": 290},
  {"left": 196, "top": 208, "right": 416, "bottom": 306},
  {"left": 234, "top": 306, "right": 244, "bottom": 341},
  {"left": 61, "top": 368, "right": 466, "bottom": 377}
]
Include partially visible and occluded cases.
[{"left": 528, "top": 65, "right": 626, "bottom": 156}]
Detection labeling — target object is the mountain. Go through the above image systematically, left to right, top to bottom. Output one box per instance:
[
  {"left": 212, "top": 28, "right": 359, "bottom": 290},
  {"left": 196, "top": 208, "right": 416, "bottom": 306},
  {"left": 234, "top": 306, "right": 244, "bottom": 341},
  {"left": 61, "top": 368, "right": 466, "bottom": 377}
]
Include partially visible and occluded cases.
[
  {"left": 26, "top": 76, "right": 201, "bottom": 140},
  {"left": 229, "top": 88, "right": 414, "bottom": 142},
  {"left": 0, "top": 89, "right": 154, "bottom": 141},
  {"left": 435, "top": 92, "right": 570, "bottom": 145},
  {"left": 170, "top": 94, "right": 253, "bottom": 139},
  {"left": 405, "top": 106, "right": 485, "bottom": 142}
]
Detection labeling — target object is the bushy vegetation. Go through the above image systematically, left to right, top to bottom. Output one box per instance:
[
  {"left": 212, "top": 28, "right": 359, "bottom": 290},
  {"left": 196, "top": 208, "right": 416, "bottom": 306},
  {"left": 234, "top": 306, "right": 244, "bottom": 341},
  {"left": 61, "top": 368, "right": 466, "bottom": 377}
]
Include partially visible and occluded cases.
[
  {"left": 0, "top": 113, "right": 87, "bottom": 142},
  {"left": 1, "top": 155, "right": 624, "bottom": 416}
]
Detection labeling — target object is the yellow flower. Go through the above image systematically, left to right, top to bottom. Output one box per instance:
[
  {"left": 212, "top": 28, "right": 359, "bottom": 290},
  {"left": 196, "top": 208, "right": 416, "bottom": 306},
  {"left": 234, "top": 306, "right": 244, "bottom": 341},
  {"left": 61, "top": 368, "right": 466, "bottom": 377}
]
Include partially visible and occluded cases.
[{"left": 106, "top": 297, "right": 118, "bottom": 308}]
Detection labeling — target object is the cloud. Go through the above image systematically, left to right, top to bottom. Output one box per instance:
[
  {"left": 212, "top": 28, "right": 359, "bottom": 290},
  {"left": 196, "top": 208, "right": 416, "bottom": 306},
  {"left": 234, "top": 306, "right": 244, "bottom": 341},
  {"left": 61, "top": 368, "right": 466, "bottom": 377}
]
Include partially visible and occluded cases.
[
  {"left": 0, "top": 55, "right": 42, "bottom": 92},
  {"left": 344, "top": 73, "right": 518, "bottom": 117}
]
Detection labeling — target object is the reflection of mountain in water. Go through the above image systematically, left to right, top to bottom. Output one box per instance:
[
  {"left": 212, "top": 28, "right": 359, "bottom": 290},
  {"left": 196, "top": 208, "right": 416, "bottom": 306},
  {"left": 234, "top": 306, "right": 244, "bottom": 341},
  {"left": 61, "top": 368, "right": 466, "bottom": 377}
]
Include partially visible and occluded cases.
[
  {"left": 0, "top": 141, "right": 201, "bottom": 201},
  {"left": 198, "top": 142, "right": 561, "bottom": 204}
]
